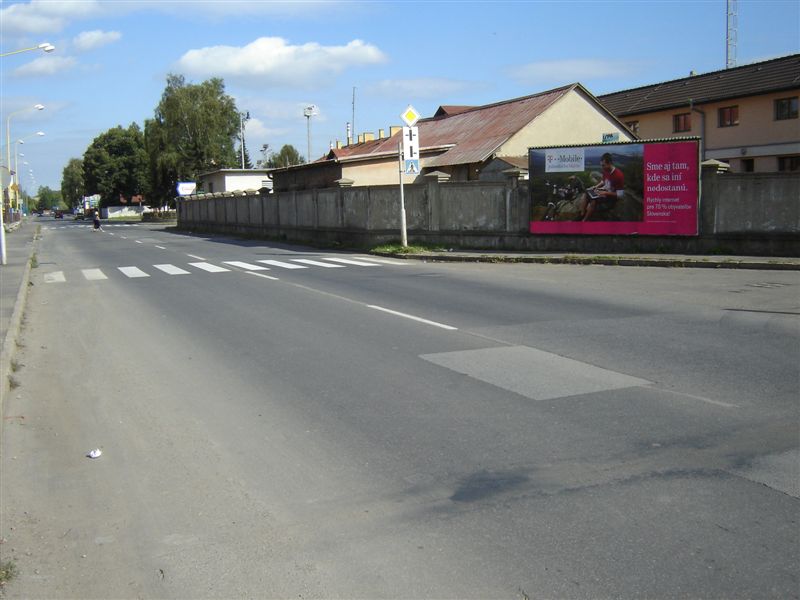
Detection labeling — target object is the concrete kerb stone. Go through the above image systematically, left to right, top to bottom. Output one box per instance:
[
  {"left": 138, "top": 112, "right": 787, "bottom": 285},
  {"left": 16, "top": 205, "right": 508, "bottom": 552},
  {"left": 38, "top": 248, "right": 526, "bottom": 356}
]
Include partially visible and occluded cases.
[
  {"left": 0, "top": 228, "right": 39, "bottom": 406},
  {"left": 372, "top": 252, "right": 800, "bottom": 270}
]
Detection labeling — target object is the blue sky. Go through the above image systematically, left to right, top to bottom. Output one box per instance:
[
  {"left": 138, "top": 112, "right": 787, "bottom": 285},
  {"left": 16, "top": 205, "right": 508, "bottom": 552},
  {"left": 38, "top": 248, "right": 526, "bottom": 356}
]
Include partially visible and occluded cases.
[{"left": 1, "top": 0, "right": 798, "bottom": 192}]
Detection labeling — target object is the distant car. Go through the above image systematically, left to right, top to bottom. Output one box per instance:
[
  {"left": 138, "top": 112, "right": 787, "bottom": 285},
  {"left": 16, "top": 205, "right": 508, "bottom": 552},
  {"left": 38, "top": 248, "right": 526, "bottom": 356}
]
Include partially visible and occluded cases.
[
  {"left": 54, "top": 210, "right": 64, "bottom": 219},
  {"left": 74, "top": 212, "right": 86, "bottom": 220}
]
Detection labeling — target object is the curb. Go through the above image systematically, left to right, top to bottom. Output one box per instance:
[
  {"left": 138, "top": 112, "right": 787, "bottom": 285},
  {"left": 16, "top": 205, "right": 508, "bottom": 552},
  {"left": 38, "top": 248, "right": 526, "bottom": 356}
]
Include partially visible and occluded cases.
[
  {"left": 0, "top": 228, "right": 38, "bottom": 405},
  {"left": 373, "top": 252, "right": 800, "bottom": 270}
]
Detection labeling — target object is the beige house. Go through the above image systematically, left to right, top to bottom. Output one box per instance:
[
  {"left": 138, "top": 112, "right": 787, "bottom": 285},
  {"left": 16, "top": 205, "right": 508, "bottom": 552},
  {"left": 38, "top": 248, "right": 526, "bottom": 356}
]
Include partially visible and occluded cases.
[
  {"left": 599, "top": 54, "right": 799, "bottom": 173},
  {"left": 271, "top": 83, "right": 634, "bottom": 191}
]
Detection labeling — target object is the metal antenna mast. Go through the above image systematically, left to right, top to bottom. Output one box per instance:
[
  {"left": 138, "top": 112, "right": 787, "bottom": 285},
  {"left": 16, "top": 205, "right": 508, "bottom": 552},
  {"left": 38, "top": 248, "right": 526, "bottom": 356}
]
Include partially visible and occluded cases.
[{"left": 726, "top": 0, "right": 738, "bottom": 69}]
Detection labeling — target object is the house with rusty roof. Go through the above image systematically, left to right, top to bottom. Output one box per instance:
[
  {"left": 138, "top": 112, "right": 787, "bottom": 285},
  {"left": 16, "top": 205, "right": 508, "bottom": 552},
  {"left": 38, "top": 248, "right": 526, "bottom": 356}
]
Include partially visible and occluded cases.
[
  {"left": 598, "top": 53, "right": 800, "bottom": 173},
  {"left": 270, "top": 83, "right": 634, "bottom": 191}
]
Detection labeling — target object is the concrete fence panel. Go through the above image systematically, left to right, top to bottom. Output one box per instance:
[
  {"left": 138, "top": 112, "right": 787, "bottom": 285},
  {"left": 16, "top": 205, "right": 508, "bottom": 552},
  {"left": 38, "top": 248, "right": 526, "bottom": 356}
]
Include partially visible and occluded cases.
[
  {"left": 439, "top": 182, "right": 506, "bottom": 231},
  {"left": 343, "top": 188, "right": 370, "bottom": 230},
  {"left": 317, "top": 189, "right": 339, "bottom": 228}
]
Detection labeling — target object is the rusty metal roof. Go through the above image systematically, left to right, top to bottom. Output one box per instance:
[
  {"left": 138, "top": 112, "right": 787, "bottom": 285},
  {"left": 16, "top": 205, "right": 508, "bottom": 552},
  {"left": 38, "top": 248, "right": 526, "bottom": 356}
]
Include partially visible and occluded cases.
[
  {"left": 599, "top": 54, "right": 800, "bottom": 117},
  {"left": 317, "top": 83, "right": 621, "bottom": 170}
]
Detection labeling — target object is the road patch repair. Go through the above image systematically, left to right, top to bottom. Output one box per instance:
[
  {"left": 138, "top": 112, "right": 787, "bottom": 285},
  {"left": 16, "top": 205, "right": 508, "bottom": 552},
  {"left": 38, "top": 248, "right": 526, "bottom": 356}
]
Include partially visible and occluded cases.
[{"left": 420, "top": 345, "right": 650, "bottom": 401}]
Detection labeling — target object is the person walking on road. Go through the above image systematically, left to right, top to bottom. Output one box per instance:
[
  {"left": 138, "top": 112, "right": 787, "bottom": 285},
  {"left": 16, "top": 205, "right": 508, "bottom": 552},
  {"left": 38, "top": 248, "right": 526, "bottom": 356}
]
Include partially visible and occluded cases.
[{"left": 92, "top": 210, "right": 102, "bottom": 231}]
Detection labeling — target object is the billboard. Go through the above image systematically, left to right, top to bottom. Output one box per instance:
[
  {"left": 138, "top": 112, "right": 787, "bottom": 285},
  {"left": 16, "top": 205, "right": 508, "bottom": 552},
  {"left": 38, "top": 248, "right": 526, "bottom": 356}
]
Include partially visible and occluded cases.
[{"left": 529, "top": 139, "right": 699, "bottom": 236}]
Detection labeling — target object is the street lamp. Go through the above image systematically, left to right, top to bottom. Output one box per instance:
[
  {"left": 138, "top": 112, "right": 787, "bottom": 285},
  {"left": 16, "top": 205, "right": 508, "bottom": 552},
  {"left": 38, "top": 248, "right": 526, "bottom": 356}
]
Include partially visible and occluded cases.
[
  {"left": 0, "top": 42, "right": 55, "bottom": 58},
  {"left": 2, "top": 104, "right": 44, "bottom": 265},
  {"left": 303, "top": 105, "right": 318, "bottom": 163},
  {"left": 13, "top": 132, "right": 44, "bottom": 209}
]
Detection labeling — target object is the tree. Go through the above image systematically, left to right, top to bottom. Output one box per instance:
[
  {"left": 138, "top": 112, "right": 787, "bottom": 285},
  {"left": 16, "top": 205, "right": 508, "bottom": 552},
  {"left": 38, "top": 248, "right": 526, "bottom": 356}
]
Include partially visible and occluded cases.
[
  {"left": 145, "top": 74, "right": 241, "bottom": 205},
  {"left": 83, "top": 124, "right": 147, "bottom": 207},
  {"left": 266, "top": 144, "right": 305, "bottom": 168},
  {"left": 61, "top": 158, "right": 85, "bottom": 209},
  {"left": 37, "top": 185, "right": 62, "bottom": 210}
]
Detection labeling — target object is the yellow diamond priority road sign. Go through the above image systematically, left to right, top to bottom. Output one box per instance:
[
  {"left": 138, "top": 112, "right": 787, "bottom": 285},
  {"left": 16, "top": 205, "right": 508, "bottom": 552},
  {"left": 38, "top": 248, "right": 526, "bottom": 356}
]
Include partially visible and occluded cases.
[{"left": 400, "top": 105, "right": 420, "bottom": 127}]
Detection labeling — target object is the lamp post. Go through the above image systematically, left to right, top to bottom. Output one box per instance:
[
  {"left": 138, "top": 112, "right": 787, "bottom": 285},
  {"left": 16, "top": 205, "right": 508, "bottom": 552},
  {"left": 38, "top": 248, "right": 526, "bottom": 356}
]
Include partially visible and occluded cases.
[
  {"left": 0, "top": 42, "right": 55, "bottom": 58},
  {"left": 2, "top": 104, "right": 44, "bottom": 265},
  {"left": 303, "top": 105, "right": 318, "bottom": 163},
  {"left": 13, "top": 132, "right": 44, "bottom": 210}
]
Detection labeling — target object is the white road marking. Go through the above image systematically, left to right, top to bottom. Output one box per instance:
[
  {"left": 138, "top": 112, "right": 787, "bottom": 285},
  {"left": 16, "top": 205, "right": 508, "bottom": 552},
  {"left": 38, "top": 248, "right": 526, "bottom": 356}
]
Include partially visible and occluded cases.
[
  {"left": 107, "top": 232, "right": 115, "bottom": 236},
  {"left": 120, "top": 236, "right": 128, "bottom": 239},
  {"left": 135, "top": 240, "right": 143, "bottom": 244},
  {"left": 155, "top": 245, "right": 166, "bottom": 250},
  {"left": 186, "top": 254, "right": 206, "bottom": 260},
  {"left": 354, "top": 256, "right": 409, "bottom": 265},
  {"left": 324, "top": 257, "right": 380, "bottom": 267},
  {"left": 257, "top": 259, "right": 308, "bottom": 270},
  {"left": 291, "top": 259, "right": 344, "bottom": 268},
  {"left": 223, "top": 261, "right": 270, "bottom": 271},
  {"left": 188, "top": 262, "right": 230, "bottom": 273},
  {"left": 154, "top": 264, "right": 190, "bottom": 275},
  {"left": 118, "top": 266, "right": 150, "bottom": 278},
  {"left": 82, "top": 269, "right": 107, "bottom": 281},
  {"left": 44, "top": 271, "right": 66, "bottom": 283},
  {"left": 246, "top": 272, "right": 280, "bottom": 281},
  {"left": 367, "top": 305, "right": 458, "bottom": 330},
  {"left": 657, "top": 388, "right": 739, "bottom": 409}
]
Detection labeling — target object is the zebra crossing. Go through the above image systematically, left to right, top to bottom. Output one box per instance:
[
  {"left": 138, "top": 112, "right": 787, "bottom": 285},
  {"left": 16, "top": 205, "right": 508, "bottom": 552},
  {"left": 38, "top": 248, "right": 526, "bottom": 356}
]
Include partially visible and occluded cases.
[
  {"left": 42, "top": 223, "right": 143, "bottom": 229},
  {"left": 40, "top": 255, "right": 407, "bottom": 284}
]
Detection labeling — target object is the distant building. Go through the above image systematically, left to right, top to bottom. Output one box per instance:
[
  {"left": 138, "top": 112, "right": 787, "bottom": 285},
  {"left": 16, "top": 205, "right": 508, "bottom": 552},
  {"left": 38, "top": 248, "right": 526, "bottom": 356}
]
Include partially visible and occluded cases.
[
  {"left": 598, "top": 54, "right": 800, "bottom": 173},
  {"left": 271, "top": 83, "right": 634, "bottom": 191},
  {"left": 198, "top": 169, "right": 273, "bottom": 194}
]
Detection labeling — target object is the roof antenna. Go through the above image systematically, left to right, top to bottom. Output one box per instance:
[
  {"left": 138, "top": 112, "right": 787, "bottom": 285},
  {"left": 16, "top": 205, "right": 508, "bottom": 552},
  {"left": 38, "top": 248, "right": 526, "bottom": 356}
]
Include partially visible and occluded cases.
[{"left": 726, "top": 0, "right": 738, "bottom": 69}]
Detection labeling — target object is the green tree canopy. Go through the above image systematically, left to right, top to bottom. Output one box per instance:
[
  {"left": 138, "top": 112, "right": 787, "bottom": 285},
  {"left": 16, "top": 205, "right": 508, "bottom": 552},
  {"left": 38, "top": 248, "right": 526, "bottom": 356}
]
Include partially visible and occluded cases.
[
  {"left": 145, "top": 74, "right": 241, "bottom": 205},
  {"left": 83, "top": 124, "right": 147, "bottom": 207},
  {"left": 266, "top": 144, "right": 305, "bottom": 168},
  {"left": 61, "top": 157, "right": 85, "bottom": 209},
  {"left": 36, "top": 185, "right": 62, "bottom": 210}
]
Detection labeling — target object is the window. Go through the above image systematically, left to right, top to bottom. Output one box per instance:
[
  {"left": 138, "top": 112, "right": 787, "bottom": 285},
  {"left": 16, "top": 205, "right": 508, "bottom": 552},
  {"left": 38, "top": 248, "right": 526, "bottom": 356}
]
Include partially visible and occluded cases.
[
  {"left": 775, "top": 97, "right": 798, "bottom": 120},
  {"left": 718, "top": 105, "right": 739, "bottom": 127},
  {"left": 673, "top": 113, "right": 691, "bottom": 133},
  {"left": 625, "top": 120, "right": 640, "bottom": 135},
  {"left": 778, "top": 155, "right": 800, "bottom": 172},
  {"left": 741, "top": 158, "right": 754, "bottom": 173},
  {"left": 208, "top": 182, "right": 214, "bottom": 193}
]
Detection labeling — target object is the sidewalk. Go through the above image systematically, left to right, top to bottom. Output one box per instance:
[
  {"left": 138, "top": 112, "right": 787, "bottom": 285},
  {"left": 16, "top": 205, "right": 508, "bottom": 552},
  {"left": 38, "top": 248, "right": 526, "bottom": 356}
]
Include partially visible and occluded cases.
[
  {"left": 1, "top": 219, "right": 38, "bottom": 401},
  {"left": 376, "top": 249, "right": 800, "bottom": 270}
]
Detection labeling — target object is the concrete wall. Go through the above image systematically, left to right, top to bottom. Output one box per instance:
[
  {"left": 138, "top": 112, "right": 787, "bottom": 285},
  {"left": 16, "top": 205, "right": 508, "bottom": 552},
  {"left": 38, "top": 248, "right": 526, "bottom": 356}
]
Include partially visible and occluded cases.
[{"left": 177, "top": 170, "right": 800, "bottom": 256}]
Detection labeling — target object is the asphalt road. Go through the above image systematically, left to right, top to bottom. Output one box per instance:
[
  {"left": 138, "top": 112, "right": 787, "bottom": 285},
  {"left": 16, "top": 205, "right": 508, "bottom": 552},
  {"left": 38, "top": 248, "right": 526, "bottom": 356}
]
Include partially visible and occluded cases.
[{"left": 2, "top": 220, "right": 798, "bottom": 598}]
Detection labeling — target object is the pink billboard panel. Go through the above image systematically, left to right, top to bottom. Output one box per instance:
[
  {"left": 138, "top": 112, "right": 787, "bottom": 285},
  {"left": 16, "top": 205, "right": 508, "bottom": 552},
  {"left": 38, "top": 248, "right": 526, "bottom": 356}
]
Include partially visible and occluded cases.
[{"left": 529, "top": 140, "right": 699, "bottom": 236}]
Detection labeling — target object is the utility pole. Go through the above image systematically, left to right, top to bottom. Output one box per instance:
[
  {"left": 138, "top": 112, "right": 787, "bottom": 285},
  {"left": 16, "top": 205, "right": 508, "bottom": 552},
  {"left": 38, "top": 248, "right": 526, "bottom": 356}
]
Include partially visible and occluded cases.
[{"left": 240, "top": 111, "right": 249, "bottom": 169}]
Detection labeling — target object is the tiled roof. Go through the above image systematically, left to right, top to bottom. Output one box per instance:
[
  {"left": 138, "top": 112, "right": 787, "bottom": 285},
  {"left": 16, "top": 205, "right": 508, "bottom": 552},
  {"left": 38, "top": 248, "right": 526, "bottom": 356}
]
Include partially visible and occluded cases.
[
  {"left": 598, "top": 53, "right": 800, "bottom": 117},
  {"left": 433, "top": 105, "right": 476, "bottom": 117}
]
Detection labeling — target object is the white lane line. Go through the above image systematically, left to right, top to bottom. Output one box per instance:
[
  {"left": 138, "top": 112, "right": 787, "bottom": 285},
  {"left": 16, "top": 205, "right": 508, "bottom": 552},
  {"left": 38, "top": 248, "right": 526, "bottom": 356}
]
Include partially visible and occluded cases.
[
  {"left": 107, "top": 232, "right": 115, "bottom": 236},
  {"left": 120, "top": 236, "right": 128, "bottom": 239},
  {"left": 135, "top": 240, "right": 143, "bottom": 244},
  {"left": 155, "top": 245, "right": 166, "bottom": 250},
  {"left": 187, "top": 253, "right": 206, "bottom": 260},
  {"left": 354, "top": 256, "right": 409, "bottom": 265},
  {"left": 324, "top": 257, "right": 380, "bottom": 267},
  {"left": 257, "top": 259, "right": 308, "bottom": 270},
  {"left": 291, "top": 259, "right": 344, "bottom": 268},
  {"left": 223, "top": 261, "right": 270, "bottom": 271},
  {"left": 188, "top": 262, "right": 230, "bottom": 273},
  {"left": 154, "top": 264, "right": 191, "bottom": 275},
  {"left": 118, "top": 266, "right": 150, "bottom": 278},
  {"left": 82, "top": 269, "right": 108, "bottom": 281},
  {"left": 44, "top": 271, "right": 66, "bottom": 283},
  {"left": 246, "top": 272, "right": 280, "bottom": 281},
  {"left": 367, "top": 305, "right": 458, "bottom": 331},
  {"left": 657, "top": 388, "right": 739, "bottom": 409}
]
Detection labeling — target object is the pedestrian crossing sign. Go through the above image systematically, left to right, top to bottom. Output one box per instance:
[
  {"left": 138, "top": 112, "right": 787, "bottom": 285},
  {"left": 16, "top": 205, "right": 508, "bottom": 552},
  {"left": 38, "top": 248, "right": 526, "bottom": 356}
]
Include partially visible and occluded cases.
[{"left": 405, "top": 159, "right": 420, "bottom": 175}]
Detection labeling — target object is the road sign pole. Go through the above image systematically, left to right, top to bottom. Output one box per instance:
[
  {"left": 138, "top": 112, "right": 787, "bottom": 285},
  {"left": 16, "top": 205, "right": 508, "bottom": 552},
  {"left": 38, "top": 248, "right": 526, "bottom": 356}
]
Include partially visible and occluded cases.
[{"left": 398, "top": 141, "right": 408, "bottom": 248}]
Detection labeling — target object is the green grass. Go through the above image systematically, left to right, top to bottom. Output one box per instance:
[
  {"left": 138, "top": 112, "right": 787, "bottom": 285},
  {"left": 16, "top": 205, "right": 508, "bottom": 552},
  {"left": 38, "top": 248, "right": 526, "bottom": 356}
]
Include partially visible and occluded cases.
[
  {"left": 371, "top": 242, "right": 448, "bottom": 254},
  {"left": 0, "top": 560, "right": 17, "bottom": 587}
]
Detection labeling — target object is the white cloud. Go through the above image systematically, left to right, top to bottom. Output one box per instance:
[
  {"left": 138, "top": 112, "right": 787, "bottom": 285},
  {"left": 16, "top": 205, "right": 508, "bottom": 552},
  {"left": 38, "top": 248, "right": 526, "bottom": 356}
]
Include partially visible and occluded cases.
[
  {"left": 0, "top": 0, "right": 108, "bottom": 36},
  {"left": 73, "top": 30, "right": 122, "bottom": 52},
  {"left": 176, "top": 37, "right": 386, "bottom": 88},
  {"left": 13, "top": 55, "right": 77, "bottom": 77},
  {"left": 509, "top": 59, "right": 642, "bottom": 85},
  {"left": 367, "top": 78, "right": 477, "bottom": 99}
]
